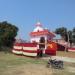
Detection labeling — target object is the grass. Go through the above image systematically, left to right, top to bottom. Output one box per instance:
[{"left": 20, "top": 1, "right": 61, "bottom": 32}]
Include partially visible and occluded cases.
[
  {"left": 0, "top": 51, "right": 75, "bottom": 75},
  {"left": 0, "top": 51, "right": 46, "bottom": 65},
  {"left": 0, "top": 52, "right": 52, "bottom": 75}
]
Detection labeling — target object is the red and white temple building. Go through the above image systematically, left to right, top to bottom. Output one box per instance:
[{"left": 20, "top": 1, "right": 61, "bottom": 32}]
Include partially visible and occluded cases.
[
  {"left": 12, "top": 22, "right": 57, "bottom": 57},
  {"left": 30, "top": 22, "right": 55, "bottom": 43},
  {"left": 30, "top": 22, "right": 55, "bottom": 49}
]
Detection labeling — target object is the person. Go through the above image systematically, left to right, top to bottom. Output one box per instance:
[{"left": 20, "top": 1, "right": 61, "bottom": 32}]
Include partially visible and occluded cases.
[{"left": 39, "top": 47, "right": 44, "bottom": 57}]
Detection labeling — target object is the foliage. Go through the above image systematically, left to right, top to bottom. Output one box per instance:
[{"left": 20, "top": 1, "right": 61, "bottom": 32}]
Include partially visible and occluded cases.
[
  {"left": 0, "top": 21, "right": 18, "bottom": 48},
  {"left": 55, "top": 27, "right": 75, "bottom": 44},
  {"left": 55, "top": 27, "right": 67, "bottom": 41},
  {"left": 55, "top": 27, "right": 67, "bottom": 36},
  {"left": 72, "top": 27, "right": 75, "bottom": 43},
  {"left": 73, "top": 27, "right": 75, "bottom": 32},
  {"left": 67, "top": 30, "right": 72, "bottom": 45}
]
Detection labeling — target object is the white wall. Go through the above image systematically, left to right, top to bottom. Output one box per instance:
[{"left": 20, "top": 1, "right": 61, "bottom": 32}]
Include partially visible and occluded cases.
[
  {"left": 30, "top": 34, "right": 54, "bottom": 51},
  {"left": 30, "top": 35, "right": 47, "bottom": 50},
  {"left": 30, "top": 35, "right": 47, "bottom": 42}
]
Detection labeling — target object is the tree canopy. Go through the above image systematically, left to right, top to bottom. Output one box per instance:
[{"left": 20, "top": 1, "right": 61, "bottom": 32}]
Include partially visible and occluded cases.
[
  {"left": 0, "top": 21, "right": 18, "bottom": 47},
  {"left": 55, "top": 27, "right": 75, "bottom": 45},
  {"left": 55, "top": 27, "right": 68, "bottom": 41},
  {"left": 72, "top": 27, "right": 75, "bottom": 43}
]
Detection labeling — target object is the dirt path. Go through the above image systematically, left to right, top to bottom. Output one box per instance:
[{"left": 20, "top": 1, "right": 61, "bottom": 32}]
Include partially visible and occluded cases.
[{"left": 42, "top": 56, "right": 75, "bottom": 63}]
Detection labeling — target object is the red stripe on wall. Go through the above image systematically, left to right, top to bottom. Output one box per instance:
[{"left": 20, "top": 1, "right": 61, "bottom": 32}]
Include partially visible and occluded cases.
[
  {"left": 14, "top": 43, "right": 37, "bottom": 47},
  {"left": 14, "top": 43, "right": 23, "bottom": 46},
  {"left": 23, "top": 43, "right": 37, "bottom": 47},
  {"left": 68, "top": 48, "right": 75, "bottom": 50},
  {"left": 13, "top": 49, "right": 22, "bottom": 51}
]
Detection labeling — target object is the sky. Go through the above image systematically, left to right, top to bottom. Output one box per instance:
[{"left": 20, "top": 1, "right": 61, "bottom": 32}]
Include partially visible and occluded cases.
[{"left": 0, "top": 0, "right": 75, "bottom": 40}]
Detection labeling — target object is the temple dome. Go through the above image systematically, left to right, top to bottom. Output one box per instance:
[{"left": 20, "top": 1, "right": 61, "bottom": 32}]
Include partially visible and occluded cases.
[{"left": 33, "top": 22, "right": 44, "bottom": 32}]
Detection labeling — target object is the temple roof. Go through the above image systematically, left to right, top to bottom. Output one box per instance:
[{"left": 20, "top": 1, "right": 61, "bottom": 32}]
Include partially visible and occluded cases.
[
  {"left": 30, "top": 22, "right": 55, "bottom": 37},
  {"left": 30, "top": 29, "right": 55, "bottom": 37}
]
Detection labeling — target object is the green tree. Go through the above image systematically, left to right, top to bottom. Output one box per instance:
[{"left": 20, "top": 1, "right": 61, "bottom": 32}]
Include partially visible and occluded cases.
[
  {"left": 0, "top": 21, "right": 18, "bottom": 47},
  {"left": 55, "top": 27, "right": 67, "bottom": 41},
  {"left": 55, "top": 27, "right": 75, "bottom": 47},
  {"left": 72, "top": 27, "right": 75, "bottom": 44},
  {"left": 73, "top": 27, "right": 75, "bottom": 32},
  {"left": 68, "top": 30, "right": 72, "bottom": 46}
]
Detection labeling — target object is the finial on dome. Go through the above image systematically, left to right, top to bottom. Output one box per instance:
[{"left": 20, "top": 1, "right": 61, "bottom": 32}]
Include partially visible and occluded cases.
[
  {"left": 36, "top": 22, "right": 42, "bottom": 27},
  {"left": 37, "top": 22, "right": 41, "bottom": 25}
]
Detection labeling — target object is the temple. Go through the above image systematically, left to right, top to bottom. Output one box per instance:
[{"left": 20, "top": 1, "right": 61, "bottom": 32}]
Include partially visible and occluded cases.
[
  {"left": 12, "top": 22, "right": 57, "bottom": 57},
  {"left": 30, "top": 22, "right": 55, "bottom": 43}
]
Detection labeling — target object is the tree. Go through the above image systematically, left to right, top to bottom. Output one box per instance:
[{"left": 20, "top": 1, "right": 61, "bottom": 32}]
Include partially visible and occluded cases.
[
  {"left": 0, "top": 21, "right": 18, "bottom": 47},
  {"left": 55, "top": 27, "right": 67, "bottom": 41},
  {"left": 55, "top": 27, "right": 75, "bottom": 47},
  {"left": 55, "top": 27, "right": 70, "bottom": 52},
  {"left": 72, "top": 27, "right": 75, "bottom": 44},
  {"left": 73, "top": 27, "right": 75, "bottom": 32},
  {"left": 68, "top": 30, "right": 72, "bottom": 46}
]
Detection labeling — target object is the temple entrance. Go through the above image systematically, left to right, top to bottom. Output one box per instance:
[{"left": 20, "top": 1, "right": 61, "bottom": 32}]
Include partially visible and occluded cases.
[
  {"left": 38, "top": 37, "right": 45, "bottom": 57},
  {"left": 39, "top": 37, "right": 45, "bottom": 49}
]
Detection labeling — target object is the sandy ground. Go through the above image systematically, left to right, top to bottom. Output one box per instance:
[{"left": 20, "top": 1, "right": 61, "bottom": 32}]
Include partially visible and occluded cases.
[
  {"left": 1, "top": 51, "right": 75, "bottom": 75},
  {"left": 41, "top": 56, "right": 75, "bottom": 74},
  {"left": 42, "top": 56, "right": 75, "bottom": 63},
  {"left": 1, "top": 64, "right": 52, "bottom": 75}
]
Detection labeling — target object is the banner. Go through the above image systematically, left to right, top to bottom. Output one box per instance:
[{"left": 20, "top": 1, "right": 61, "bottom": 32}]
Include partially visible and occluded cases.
[{"left": 45, "top": 41, "right": 57, "bottom": 55}]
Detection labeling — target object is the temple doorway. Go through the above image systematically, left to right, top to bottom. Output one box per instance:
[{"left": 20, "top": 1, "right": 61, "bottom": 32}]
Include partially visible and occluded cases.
[
  {"left": 38, "top": 37, "right": 45, "bottom": 57},
  {"left": 39, "top": 37, "right": 45, "bottom": 49}
]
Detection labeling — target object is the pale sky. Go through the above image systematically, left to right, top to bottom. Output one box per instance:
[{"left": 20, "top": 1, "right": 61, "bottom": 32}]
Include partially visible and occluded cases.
[{"left": 0, "top": 0, "right": 75, "bottom": 40}]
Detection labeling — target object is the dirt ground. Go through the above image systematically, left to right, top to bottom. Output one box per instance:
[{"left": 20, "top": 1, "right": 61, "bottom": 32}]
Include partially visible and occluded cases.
[
  {"left": 0, "top": 51, "right": 75, "bottom": 75},
  {"left": 57, "top": 51, "right": 75, "bottom": 58},
  {"left": 3, "top": 63, "right": 75, "bottom": 75},
  {"left": 1, "top": 64, "right": 52, "bottom": 75}
]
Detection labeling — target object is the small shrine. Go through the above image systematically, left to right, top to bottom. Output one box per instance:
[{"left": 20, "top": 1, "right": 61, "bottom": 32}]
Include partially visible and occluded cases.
[
  {"left": 30, "top": 22, "right": 55, "bottom": 50},
  {"left": 30, "top": 22, "right": 55, "bottom": 42}
]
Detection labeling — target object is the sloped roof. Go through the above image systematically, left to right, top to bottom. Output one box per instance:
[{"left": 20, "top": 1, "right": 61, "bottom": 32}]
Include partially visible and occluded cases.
[
  {"left": 30, "top": 22, "right": 55, "bottom": 37},
  {"left": 30, "top": 29, "right": 55, "bottom": 37}
]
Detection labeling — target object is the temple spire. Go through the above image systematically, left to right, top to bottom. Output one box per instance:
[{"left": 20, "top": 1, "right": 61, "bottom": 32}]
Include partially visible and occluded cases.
[{"left": 36, "top": 22, "right": 42, "bottom": 27}]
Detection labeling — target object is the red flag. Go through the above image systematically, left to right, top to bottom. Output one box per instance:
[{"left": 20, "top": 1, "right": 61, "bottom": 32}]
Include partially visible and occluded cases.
[{"left": 45, "top": 41, "right": 57, "bottom": 56}]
